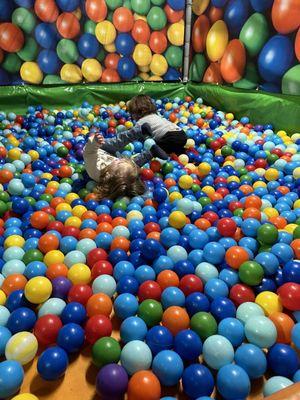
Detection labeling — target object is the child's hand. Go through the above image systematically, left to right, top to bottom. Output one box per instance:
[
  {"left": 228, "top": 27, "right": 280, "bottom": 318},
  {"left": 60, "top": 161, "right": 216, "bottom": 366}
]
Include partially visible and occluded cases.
[{"left": 91, "top": 132, "right": 105, "bottom": 145}]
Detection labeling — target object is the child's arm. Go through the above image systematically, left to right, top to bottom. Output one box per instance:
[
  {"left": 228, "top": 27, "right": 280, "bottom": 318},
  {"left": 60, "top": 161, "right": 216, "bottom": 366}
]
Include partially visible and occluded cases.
[{"left": 83, "top": 133, "right": 105, "bottom": 154}]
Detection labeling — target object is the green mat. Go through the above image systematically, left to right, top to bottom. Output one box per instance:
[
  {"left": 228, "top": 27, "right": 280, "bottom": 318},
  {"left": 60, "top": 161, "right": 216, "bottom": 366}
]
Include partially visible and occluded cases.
[{"left": 0, "top": 82, "right": 299, "bottom": 133}]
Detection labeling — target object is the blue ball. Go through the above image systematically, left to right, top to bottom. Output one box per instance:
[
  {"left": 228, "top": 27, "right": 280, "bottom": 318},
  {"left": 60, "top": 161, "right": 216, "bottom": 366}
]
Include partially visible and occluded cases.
[
  {"left": 56, "top": 0, "right": 79, "bottom": 11},
  {"left": 115, "top": 33, "right": 135, "bottom": 56},
  {"left": 117, "top": 57, "right": 137, "bottom": 80},
  {"left": 203, "top": 242, "right": 225, "bottom": 264},
  {"left": 282, "top": 260, "right": 300, "bottom": 284},
  {"left": 204, "top": 278, "right": 229, "bottom": 300},
  {"left": 161, "top": 286, "right": 185, "bottom": 308},
  {"left": 5, "top": 290, "right": 29, "bottom": 312},
  {"left": 185, "top": 292, "right": 210, "bottom": 316},
  {"left": 114, "top": 293, "right": 139, "bottom": 320},
  {"left": 210, "top": 297, "right": 236, "bottom": 321},
  {"left": 61, "top": 302, "right": 87, "bottom": 325},
  {"left": 6, "top": 307, "right": 36, "bottom": 334},
  {"left": 120, "top": 316, "right": 147, "bottom": 343},
  {"left": 218, "top": 317, "right": 245, "bottom": 347},
  {"left": 57, "top": 323, "right": 85, "bottom": 353},
  {"left": 292, "top": 323, "right": 300, "bottom": 350},
  {"left": 0, "top": 326, "right": 11, "bottom": 355},
  {"left": 145, "top": 326, "right": 173, "bottom": 355},
  {"left": 174, "top": 329, "right": 202, "bottom": 361},
  {"left": 235, "top": 343, "right": 267, "bottom": 378},
  {"left": 267, "top": 344, "right": 299, "bottom": 378},
  {"left": 37, "top": 346, "right": 69, "bottom": 380},
  {"left": 152, "top": 350, "right": 184, "bottom": 386},
  {"left": 0, "top": 360, "right": 24, "bottom": 398},
  {"left": 182, "top": 364, "right": 214, "bottom": 399},
  {"left": 217, "top": 364, "right": 251, "bottom": 400}
]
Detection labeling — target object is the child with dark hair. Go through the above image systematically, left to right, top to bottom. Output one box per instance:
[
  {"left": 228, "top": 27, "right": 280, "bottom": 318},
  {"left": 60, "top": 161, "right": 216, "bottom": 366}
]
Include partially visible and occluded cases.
[
  {"left": 127, "top": 95, "right": 187, "bottom": 155},
  {"left": 83, "top": 125, "right": 168, "bottom": 200}
]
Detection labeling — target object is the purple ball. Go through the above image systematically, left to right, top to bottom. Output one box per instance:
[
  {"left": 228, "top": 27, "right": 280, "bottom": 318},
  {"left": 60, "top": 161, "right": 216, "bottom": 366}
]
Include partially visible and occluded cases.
[
  {"left": 52, "top": 277, "right": 72, "bottom": 299},
  {"left": 96, "top": 364, "right": 128, "bottom": 399}
]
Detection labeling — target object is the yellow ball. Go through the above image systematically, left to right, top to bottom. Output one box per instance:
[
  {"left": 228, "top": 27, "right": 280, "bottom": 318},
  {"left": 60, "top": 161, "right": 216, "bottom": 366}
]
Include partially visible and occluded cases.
[
  {"left": 192, "top": 0, "right": 210, "bottom": 15},
  {"left": 95, "top": 20, "right": 116, "bottom": 45},
  {"left": 167, "top": 22, "right": 184, "bottom": 46},
  {"left": 104, "top": 43, "right": 116, "bottom": 52},
  {"left": 133, "top": 44, "right": 152, "bottom": 67},
  {"left": 150, "top": 54, "right": 168, "bottom": 76},
  {"left": 82, "top": 59, "right": 102, "bottom": 82},
  {"left": 20, "top": 62, "right": 43, "bottom": 84},
  {"left": 61, "top": 64, "right": 82, "bottom": 84},
  {"left": 139, "top": 65, "right": 150, "bottom": 72},
  {"left": 139, "top": 72, "right": 149, "bottom": 81},
  {"left": 147, "top": 75, "right": 162, "bottom": 81},
  {"left": 165, "top": 102, "right": 173, "bottom": 111},
  {"left": 226, "top": 113, "right": 234, "bottom": 120},
  {"left": 125, "top": 121, "right": 133, "bottom": 129},
  {"left": 186, "top": 139, "right": 195, "bottom": 148},
  {"left": 8, "top": 148, "right": 21, "bottom": 161},
  {"left": 23, "top": 148, "right": 35, "bottom": 160},
  {"left": 178, "top": 154, "right": 189, "bottom": 165},
  {"left": 198, "top": 162, "right": 211, "bottom": 176},
  {"left": 185, "top": 163, "right": 197, "bottom": 172},
  {"left": 293, "top": 167, "right": 300, "bottom": 179},
  {"left": 265, "top": 168, "right": 279, "bottom": 181},
  {"left": 41, "top": 173, "right": 53, "bottom": 180},
  {"left": 178, "top": 175, "right": 193, "bottom": 189},
  {"left": 48, "top": 181, "right": 59, "bottom": 189},
  {"left": 202, "top": 185, "right": 215, "bottom": 195},
  {"left": 169, "top": 192, "right": 182, "bottom": 203},
  {"left": 65, "top": 193, "right": 79, "bottom": 204},
  {"left": 294, "top": 199, "right": 300, "bottom": 209},
  {"left": 56, "top": 203, "right": 72, "bottom": 213},
  {"left": 72, "top": 205, "right": 87, "bottom": 218},
  {"left": 264, "top": 208, "right": 279, "bottom": 219},
  {"left": 126, "top": 210, "right": 143, "bottom": 221},
  {"left": 169, "top": 211, "right": 187, "bottom": 229},
  {"left": 65, "top": 216, "right": 82, "bottom": 228},
  {"left": 284, "top": 224, "right": 297, "bottom": 234},
  {"left": 4, "top": 235, "right": 25, "bottom": 249},
  {"left": 44, "top": 250, "right": 64, "bottom": 267},
  {"left": 68, "top": 263, "right": 91, "bottom": 285},
  {"left": 24, "top": 277, "right": 52, "bottom": 304},
  {"left": 0, "top": 289, "right": 7, "bottom": 305},
  {"left": 255, "top": 291, "right": 283, "bottom": 316},
  {"left": 5, "top": 332, "right": 38, "bottom": 365},
  {"left": 11, "top": 395, "right": 39, "bottom": 400}
]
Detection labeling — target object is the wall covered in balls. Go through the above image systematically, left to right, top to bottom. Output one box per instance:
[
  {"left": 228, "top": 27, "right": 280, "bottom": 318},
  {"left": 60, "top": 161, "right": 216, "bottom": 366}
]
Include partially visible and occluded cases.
[
  {"left": 0, "top": 0, "right": 185, "bottom": 85},
  {"left": 190, "top": 0, "right": 300, "bottom": 95}
]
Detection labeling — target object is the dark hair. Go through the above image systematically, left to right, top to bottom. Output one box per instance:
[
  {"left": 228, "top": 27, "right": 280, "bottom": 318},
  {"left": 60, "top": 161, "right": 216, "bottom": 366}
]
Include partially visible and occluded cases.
[
  {"left": 127, "top": 95, "right": 157, "bottom": 121},
  {"left": 94, "top": 159, "right": 146, "bottom": 201}
]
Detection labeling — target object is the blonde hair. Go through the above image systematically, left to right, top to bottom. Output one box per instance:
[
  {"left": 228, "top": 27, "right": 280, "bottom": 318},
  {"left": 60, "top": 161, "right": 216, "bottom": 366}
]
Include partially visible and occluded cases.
[
  {"left": 127, "top": 95, "right": 157, "bottom": 121},
  {"left": 95, "top": 159, "right": 146, "bottom": 200}
]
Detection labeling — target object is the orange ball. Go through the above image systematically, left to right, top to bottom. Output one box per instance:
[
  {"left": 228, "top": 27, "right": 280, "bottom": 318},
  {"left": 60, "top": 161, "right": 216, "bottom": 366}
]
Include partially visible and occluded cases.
[
  {"left": 34, "top": 0, "right": 59, "bottom": 22},
  {"left": 85, "top": 0, "right": 107, "bottom": 22},
  {"left": 164, "top": 4, "right": 184, "bottom": 23},
  {"left": 113, "top": 7, "right": 134, "bottom": 32},
  {"left": 56, "top": 12, "right": 80, "bottom": 39},
  {"left": 0, "top": 22, "right": 25, "bottom": 52},
  {"left": 104, "top": 53, "right": 120, "bottom": 70},
  {"left": 101, "top": 69, "right": 121, "bottom": 83},
  {"left": 59, "top": 165, "right": 72, "bottom": 178},
  {"left": 0, "top": 169, "right": 13, "bottom": 183},
  {"left": 240, "top": 185, "right": 254, "bottom": 195},
  {"left": 244, "top": 195, "right": 262, "bottom": 209},
  {"left": 50, "top": 197, "right": 64, "bottom": 209},
  {"left": 243, "top": 207, "right": 261, "bottom": 220},
  {"left": 30, "top": 211, "right": 50, "bottom": 229},
  {"left": 82, "top": 211, "right": 97, "bottom": 220},
  {"left": 269, "top": 216, "right": 287, "bottom": 229},
  {"left": 111, "top": 217, "right": 127, "bottom": 227},
  {"left": 194, "top": 218, "right": 211, "bottom": 230},
  {"left": 96, "top": 222, "right": 113, "bottom": 234},
  {"left": 79, "top": 228, "right": 97, "bottom": 240},
  {"left": 147, "top": 232, "right": 160, "bottom": 240},
  {"left": 38, "top": 233, "right": 59, "bottom": 253},
  {"left": 111, "top": 237, "right": 130, "bottom": 252},
  {"left": 291, "top": 239, "right": 300, "bottom": 259},
  {"left": 225, "top": 246, "right": 249, "bottom": 269},
  {"left": 46, "top": 263, "right": 69, "bottom": 280},
  {"left": 157, "top": 270, "right": 180, "bottom": 290},
  {"left": 1, "top": 274, "right": 27, "bottom": 295},
  {"left": 86, "top": 293, "right": 112, "bottom": 317},
  {"left": 162, "top": 306, "right": 190, "bottom": 335},
  {"left": 269, "top": 312, "right": 295, "bottom": 344},
  {"left": 128, "top": 370, "right": 161, "bottom": 400}
]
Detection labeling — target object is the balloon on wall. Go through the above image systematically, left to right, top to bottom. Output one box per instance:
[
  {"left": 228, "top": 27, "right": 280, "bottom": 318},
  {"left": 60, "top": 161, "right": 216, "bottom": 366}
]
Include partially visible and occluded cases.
[
  {"left": 0, "top": 0, "right": 14, "bottom": 22},
  {"left": 34, "top": 0, "right": 60, "bottom": 23},
  {"left": 56, "top": 0, "right": 80, "bottom": 12},
  {"left": 85, "top": 0, "right": 107, "bottom": 22},
  {"left": 192, "top": 0, "right": 210, "bottom": 15},
  {"left": 211, "top": 0, "right": 227, "bottom": 7},
  {"left": 224, "top": 0, "right": 250, "bottom": 36},
  {"left": 250, "top": 0, "right": 274, "bottom": 12},
  {"left": 271, "top": 0, "right": 300, "bottom": 34},
  {"left": 164, "top": 4, "right": 184, "bottom": 23},
  {"left": 208, "top": 6, "right": 224, "bottom": 23},
  {"left": 112, "top": 7, "right": 134, "bottom": 32},
  {"left": 12, "top": 8, "right": 37, "bottom": 35},
  {"left": 56, "top": 12, "right": 81, "bottom": 39},
  {"left": 239, "top": 13, "right": 269, "bottom": 57},
  {"left": 192, "top": 15, "right": 210, "bottom": 53},
  {"left": 131, "top": 20, "right": 151, "bottom": 44},
  {"left": 206, "top": 20, "right": 228, "bottom": 62},
  {"left": 95, "top": 21, "right": 116, "bottom": 45},
  {"left": 0, "top": 23, "right": 25, "bottom": 53},
  {"left": 295, "top": 28, "right": 300, "bottom": 62},
  {"left": 149, "top": 31, "right": 168, "bottom": 54},
  {"left": 258, "top": 34, "right": 295, "bottom": 83},
  {"left": 220, "top": 39, "right": 246, "bottom": 83},
  {"left": 189, "top": 53, "right": 207, "bottom": 81},
  {"left": 82, "top": 58, "right": 102, "bottom": 82},
  {"left": 20, "top": 61, "right": 43, "bottom": 84},
  {"left": 233, "top": 61, "right": 259, "bottom": 89},
  {"left": 203, "top": 62, "right": 223, "bottom": 84},
  {"left": 60, "top": 63, "right": 82, "bottom": 83},
  {"left": 282, "top": 65, "right": 300, "bottom": 95}
]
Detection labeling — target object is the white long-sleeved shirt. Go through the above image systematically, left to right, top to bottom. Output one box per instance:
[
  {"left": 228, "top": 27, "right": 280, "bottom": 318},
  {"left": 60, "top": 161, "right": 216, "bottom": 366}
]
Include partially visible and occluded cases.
[
  {"left": 135, "top": 113, "right": 181, "bottom": 140},
  {"left": 83, "top": 136, "right": 116, "bottom": 182}
]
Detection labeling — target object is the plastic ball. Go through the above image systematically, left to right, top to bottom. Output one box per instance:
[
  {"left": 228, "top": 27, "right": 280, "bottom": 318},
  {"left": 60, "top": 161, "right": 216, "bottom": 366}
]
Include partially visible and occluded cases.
[
  {"left": 245, "top": 315, "right": 277, "bottom": 348},
  {"left": 5, "top": 331, "right": 38, "bottom": 365},
  {"left": 120, "top": 340, "right": 152, "bottom": 375},
  {"left": 37, "top": 346, "right": 68, "bottom": 380},
  {"left": 152, "top": 350, "right": 184, "bottom": 386},
  {"left": 0, "top": 360, "right": 24, "bottom": 398},
  {"left": 182, "top": 364, "right": 214, "bottom": 399},
  {"left": 217, "top": 364, "right": 251, "bottom": 400}
]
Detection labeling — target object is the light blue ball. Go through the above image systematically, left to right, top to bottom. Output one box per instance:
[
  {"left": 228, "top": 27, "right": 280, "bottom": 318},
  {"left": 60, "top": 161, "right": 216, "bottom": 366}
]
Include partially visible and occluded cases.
[
  {"left": 7, "top": 179, "right": 25, "bottom": 195},
  {"left": 112, "top": 226, "right": 130, "bottom": 238},
  {"left": 76, "top": 239, "right": 96, "bottom": 255},
  {"left": 3, "top": 246, "right": 25, "bottom": 262},
  {"left": 167, "top": 246, "right": 188, "bottom": 263},
  {"left": 64, "top": 250, "right": 86, "bottom": 268},
  {"left": 2, "top": 260, "right": 26, "bottom": 277},
  {"left": 195, "top": 262, "right": 218, "bottom": 283},
  {"left": 92, "top": 274, "right": 116, "bottom": 297},
  {"left": 204, "top": 278, "right": 229, "bottom": 300},
  {"left": 161, "top": 287, "right": 185, "bottom": 308},
  {"left": 114, "top": 293, "right": 139, "bottom": 320},
  {"left": 38, "top": 298, "right": 66, "bottom": 317},
  {"left": 236, "top": 302, "right": 264, "bottom": 324},
  {"left": 0, "top": 306, "right": 10, "bottom": 326},
  {"left": 120, "top": 316, "right": 148, "bottom": 343},
  {"left": 245, "top": 316, "right": 277, "bottom": 348},
  {"left": 218, "top": 317, "right": 245, "bottom": 347},
  {"left": 291, "top": 323, "right": 300, "bottom": 349},
  {"left": 0, "top": 326, "right": 11, "bottom": 355},
  {"left": 203, "top": 335, "right": 234, "bottom": 370},
  {"left": 120, "top": 340, "right": 152, "bottom": 375},
  {"left": 235, "top": 343, "right": 267, "bottom": 378},
  {"left": 152, "top": 350, "right": 184, "bottom": 386},
  {"left": 0, "top": 360, "right": 24, "bottom": 398},
  {"left": 293, "top": 369, "right": 300, "bottom": 382},
  {"left": 263, "top": 376, "right": 293, "bottom": 397}
]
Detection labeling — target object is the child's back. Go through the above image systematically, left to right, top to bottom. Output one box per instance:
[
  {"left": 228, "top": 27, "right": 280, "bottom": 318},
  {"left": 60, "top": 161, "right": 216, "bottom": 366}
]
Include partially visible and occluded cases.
[{"left": 135, "top": 113, "right": 180, "bottom": 140}]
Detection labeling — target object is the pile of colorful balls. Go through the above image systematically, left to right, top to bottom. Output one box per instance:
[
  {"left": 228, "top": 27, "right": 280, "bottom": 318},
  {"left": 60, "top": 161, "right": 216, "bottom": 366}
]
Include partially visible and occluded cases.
[{"left": 0, "top": 96, "right": 299, "bottom": 400}]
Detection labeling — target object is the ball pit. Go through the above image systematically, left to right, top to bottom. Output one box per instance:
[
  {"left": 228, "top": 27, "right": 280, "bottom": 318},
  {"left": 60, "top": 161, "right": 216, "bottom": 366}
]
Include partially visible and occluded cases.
[{"left": 0, "top": 95, "right": 298, "bottom": 400}]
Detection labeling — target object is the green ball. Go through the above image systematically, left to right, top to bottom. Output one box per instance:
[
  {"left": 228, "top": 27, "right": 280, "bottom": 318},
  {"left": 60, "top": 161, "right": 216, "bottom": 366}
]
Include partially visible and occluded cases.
[
  {"left": 107, "top": 0, "right": 123, "bottom": 9},
  {"left": 124, "top": 0, "right": 132, "bottom": 8},
  {"left": 132, "top": 0, "right": 151, "bottom": 15},
  {"left": 151, "top": 0, "right": 165, "bottom": 4},
  {"left": 147, "top": 6, "right": 167, "bottom": 30},
  {"left": 12, "top": 7, "right": 37, "bottom": 34},
  {"left": 107, "top": 10, "right": 114, "bottom": 22},
  {"left": 239, "top": 13, "right": 269, "bottom": 57},
  {"left": 84, "top": 20, "right": 96, "bottom": 35},
  {"left": 17, "top": 37, "right": 39, "bottom": 61},
  {"left": 57, "top": 39, "right": 79, "bottom": 64},
  {"left": 165, "top": 46, "right": 183, "bottom": 68},
  {"left": 96, "top": 48, "right": 106, "bottom": 63},
  {"left": 2, "top": 54, "right": 22, "bottom": 74},
  {"left": 189, "top": 54, "right": 207, "bottom": 82},
  {"left": 233, "top": 62, "right": 259, "bottom": 90},
  {"left": 282, "top": 65, "right": 300, "bottom": 96},
  {"left": 43, "top": 75, "right": 66, "bottom": 85},
  {"left": 221, "top": 145, "right": 233, "bottom": 157},
  {"left": 57, "top": 146, "right": 69, "bottom": 157},
  {"left": 267, "top": 153, "right": 279, "bottom": 164},
  {"left": 162, "top": 162, "right": 174, "bottom": 174},
  {"left": 192, "top": 184, "right": 200, "bottom": 193},
  {"left": 78, "top": 188, "right": 89, "bottom": 199},
  {"left": 0, "top": 191, "right": 10, "bottom": 202},
  {"left": 39, "top": 194, "right": 53, "bottom": 202},
  {"left": 24, "top": 196, "right": 36, "bottom": 206},
  {"left": 198, "top": 197, "right": 211, "bottom": 207},
  {"left": 0, "top": 200, "right": 7, "bottom": 216},
  {"left": 113, "top": 200, "right": 127, "bottom": 211},
  {"left": 233, "top": 208, "right": 244, "bottom": 217},
  {"left": 257, "top": 223, "right": 278, "bottom": 245},
  {"left": 293, "top": 225, "right": 300, "bottom": 239},
  {"left": 258, "top": 244, "right": 272, "bottom": 253},
  {"left": 23, "top": 249, "right": 44, "bottom": 265},
  {"left": 239, "top": 261, "right": 264, "bottom": 286},
  {"left": 138, "top": 300, "right": 163, "bottom": 327},
  {"left": 190, "top": 312, "right": 217, "bottom": 341},
  {"left": 92, "top": 337, "right": 121, "bottom": 367}
]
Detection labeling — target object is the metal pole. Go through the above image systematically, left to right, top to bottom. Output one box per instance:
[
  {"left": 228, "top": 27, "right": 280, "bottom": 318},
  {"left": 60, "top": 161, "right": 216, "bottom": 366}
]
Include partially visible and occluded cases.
[{"left": 183, "top": 0, "right": 193, "bottom": 83}]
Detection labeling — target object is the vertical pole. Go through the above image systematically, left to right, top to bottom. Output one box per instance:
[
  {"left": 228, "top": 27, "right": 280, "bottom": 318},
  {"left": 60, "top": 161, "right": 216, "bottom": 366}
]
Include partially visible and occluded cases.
[{"left": 183, "top": 0, "right": 193, "bottom": 83}]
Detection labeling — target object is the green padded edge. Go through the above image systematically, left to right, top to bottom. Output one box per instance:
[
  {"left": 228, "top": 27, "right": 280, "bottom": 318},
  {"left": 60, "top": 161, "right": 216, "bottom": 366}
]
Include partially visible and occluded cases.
[{"left": 0, "top": 82, "right": 299, "bottom": 133}]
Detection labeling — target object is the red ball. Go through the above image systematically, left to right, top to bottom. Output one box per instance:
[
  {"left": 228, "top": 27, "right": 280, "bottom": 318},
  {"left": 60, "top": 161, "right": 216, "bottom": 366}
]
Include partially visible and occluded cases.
[
  {"left": 34, "top": 0, "right": 59, "bottom": 22},
  {"left": 112, "top": 7, "right": 134, "bottom": 32},
  {"left": 56, "top": 12, "right": 80, "bottom": 39},
  {"left": 0, "top": 23, "right": 25, "bottom": 52},
  {"left": 104, "top": 53, "right": 120, "bottom": 70},
  {"left": 101, "top": 68, "right": 121, "bottom": 83},
  {"left": 140, "top": 168, "right": 154, "bottom": 181},
  {"left": 228, "top": 201, "right": 243, "bottom": 212},
  {"left": 202, "top": 211, "right": 219, "bottom": 224},
  {"left": 97, "top": 214, "right": 112, "bottom": 223},
  {"left": 217, "top": 217, "right": 237, "bottom": 237},
  {"left": 46, "top": 220, "right": 64, "bottom": 232},
  {"left": 144, "top": 222, "right": 161, "bottom": 235},
  {"left": 61, "top": 226, "right": 80, "bottom": 238},
  {"left": 87, "top": 248, "right": 108, "bottom": 267},
  {"left": 91, "top": 260, "right": 113, "bottom": 280},
  {"left": 179, "top": 274, "right": 203, "bottom": 296},
  {"left": 138, "top": 280, "right": 162, "bottom": 302},
  {"left": 277, "top": 283, "right": 300, "bottom": 311},
  {"left": 68, "top": 284, "right": 93, "bottom": 305},
  {"left": 229, "top": 284, "right": 255, "bottom": 306},
  {"left": 34, "top": 315, "right": 62, "bottom": 345},
  {"left": 85, "top": 315, "right": 112, "bottom": 344}
]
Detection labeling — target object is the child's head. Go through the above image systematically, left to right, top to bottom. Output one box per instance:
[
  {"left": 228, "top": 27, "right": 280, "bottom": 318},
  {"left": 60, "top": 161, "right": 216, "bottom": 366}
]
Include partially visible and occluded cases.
[
  {"left": 127, "top": 95, "right": 157, "bottom": 121},
  {"left": 95, "top": 159, "right": 146, "bottom": 200}
]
